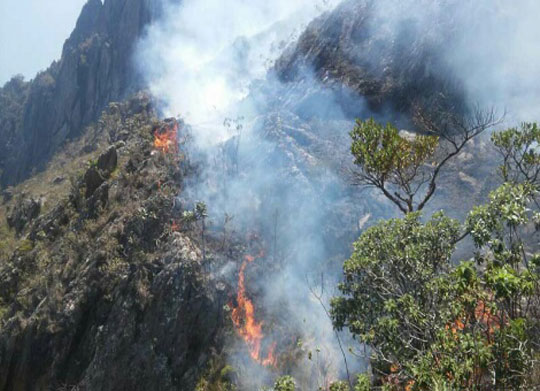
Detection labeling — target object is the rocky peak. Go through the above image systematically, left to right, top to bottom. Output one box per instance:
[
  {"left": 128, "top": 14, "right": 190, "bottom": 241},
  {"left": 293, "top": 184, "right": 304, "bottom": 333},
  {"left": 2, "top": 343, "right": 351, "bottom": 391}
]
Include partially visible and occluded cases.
[
  {"left": 0, "top": 0, "right": 166, "bottom": 188},
  {"left": 274, "top": 0, "right": 465, "bottom": 121}
]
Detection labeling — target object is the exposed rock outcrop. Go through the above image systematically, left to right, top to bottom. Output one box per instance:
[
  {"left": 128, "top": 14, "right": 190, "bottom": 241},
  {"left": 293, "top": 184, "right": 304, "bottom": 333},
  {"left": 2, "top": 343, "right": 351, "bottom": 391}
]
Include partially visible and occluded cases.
[
  {"left": 0, "top": 0, "right": 166, "bottom": 187},
  {"left": 274, "top": 0, "right": 465, "bottom": 121},
  {"left": 0, "top": 97, "right": 229, "bottom": 390},
  {"left": 6, "top": 196, "right": 41, "bottom": 235}
]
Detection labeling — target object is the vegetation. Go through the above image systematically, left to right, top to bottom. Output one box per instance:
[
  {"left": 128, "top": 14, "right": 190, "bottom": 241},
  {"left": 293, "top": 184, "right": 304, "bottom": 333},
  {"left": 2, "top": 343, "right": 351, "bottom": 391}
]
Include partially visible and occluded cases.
[
  {"left": 349, "top": 109, "right": 500, "bottom": 213},
  {"left": 331, "top": 120, "right": 540, "bottom": 390},
  {"left": 274, "top": 376, "right": 296, "bottom": 391}
]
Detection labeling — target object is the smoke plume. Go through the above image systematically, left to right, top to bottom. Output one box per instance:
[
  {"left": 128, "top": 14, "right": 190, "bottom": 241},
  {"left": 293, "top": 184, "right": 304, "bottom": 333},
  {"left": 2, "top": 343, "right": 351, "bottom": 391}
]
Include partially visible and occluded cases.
[{"left": 136, "top": 0, "right": 540, "bottom": 387}]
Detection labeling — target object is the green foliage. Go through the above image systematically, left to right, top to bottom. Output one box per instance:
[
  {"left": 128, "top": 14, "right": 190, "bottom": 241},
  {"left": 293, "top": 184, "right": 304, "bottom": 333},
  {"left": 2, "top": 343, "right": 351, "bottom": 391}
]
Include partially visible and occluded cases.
[
  {"left": 349, "top": 111, "right": 498, "bottom": 213},
  {"left": 350, "top": 118, "right": 439, "bottom": 181},
  {"left": 349, "top": 119, "right": 439, "bottom": 213},
  {"left": 492, "top": 122, "right": 540, "bottom": 186},
  {"left": 333, "top": 123, "right": 540, "bottom": 390},
  {"left": 466, "top": 183, "right": 534, "bottom": 248},
  {"left": 333, "top": 196, "right": 538, "bottom": 389},
  {"left": 195, "top": 201, "right": 208, "bottom": 219},
  {"left": 182, "top": 210, "right": 197, "bottom": 224},
  {"left": 332, "top": 212, "right": 460, "bottom": 343},
  {"left": 17, "top": 239, "right": 34, "bottom": 254},
  {"left": 354, "top": 374, "right": 371, "bottom": 391},
  {"left": 274, "top": 376, "right": 296, "bottom": 391},
  {"left": 329, "top": 380, "right": 350, "bottom": 391}
]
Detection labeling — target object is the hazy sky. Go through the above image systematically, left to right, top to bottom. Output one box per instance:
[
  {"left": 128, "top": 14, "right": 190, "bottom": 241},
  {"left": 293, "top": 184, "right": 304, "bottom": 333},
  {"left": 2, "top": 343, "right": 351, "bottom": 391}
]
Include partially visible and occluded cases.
[{"left": 0, "top": 0, "right": 87, "bottom": 85}]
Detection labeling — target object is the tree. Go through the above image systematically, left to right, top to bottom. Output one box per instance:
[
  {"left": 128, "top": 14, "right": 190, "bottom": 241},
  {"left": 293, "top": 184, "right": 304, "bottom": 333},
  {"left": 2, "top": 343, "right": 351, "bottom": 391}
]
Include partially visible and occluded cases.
[
  {"left": 349, "top": 108, "right": 501, "bottom": 213},
  {"left": 491, "top": 122, "right": 540, "bottom": 189},
  {"left": 332, "top": 124, "right": 540, "bottom": 390}
]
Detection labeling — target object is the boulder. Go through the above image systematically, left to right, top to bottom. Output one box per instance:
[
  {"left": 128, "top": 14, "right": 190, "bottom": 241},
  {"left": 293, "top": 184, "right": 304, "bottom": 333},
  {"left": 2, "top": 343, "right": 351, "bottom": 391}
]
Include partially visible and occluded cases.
[
  {"left": 97, "top": 146, "right": 118, "bottom": 176},
  {"left": 84, "top": 166, "right": 105, "bottom": 199},
  {"left": 52, "top": 176, "right": 65, "bottom": 185},
  {"left": 87, "top": 182, "right": 109, "bottom": 218},
  {"left": 2, "top": 188, "right": 13, "bottom": 203},
  {"left": 6, "top": 196, "right": 41, "bottom": 234}
]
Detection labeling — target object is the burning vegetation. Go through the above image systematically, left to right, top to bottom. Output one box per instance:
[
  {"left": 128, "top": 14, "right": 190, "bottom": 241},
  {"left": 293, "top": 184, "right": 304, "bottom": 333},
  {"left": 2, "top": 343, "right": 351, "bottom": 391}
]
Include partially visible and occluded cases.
[
  {"left": 153, "top": 121, "right": 178, "bottom": 153},
  {"left": 231, "top": 252, "right": 277, "bottom": 367}
]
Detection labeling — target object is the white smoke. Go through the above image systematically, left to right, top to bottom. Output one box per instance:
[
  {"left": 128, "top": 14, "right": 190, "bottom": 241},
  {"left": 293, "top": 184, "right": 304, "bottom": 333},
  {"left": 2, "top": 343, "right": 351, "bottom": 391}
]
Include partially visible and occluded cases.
[
  {"left": 135, "top": 0, "right": 540, "bottom": 387},
  {"left": 136, "top": 0, "right": 360, "bottom": 387},
  {"left": 137, "top": 0, "right": 340, "bottom": 147},
  {"left": 366, "top": 0, "right": 540, "bottom": 123}
]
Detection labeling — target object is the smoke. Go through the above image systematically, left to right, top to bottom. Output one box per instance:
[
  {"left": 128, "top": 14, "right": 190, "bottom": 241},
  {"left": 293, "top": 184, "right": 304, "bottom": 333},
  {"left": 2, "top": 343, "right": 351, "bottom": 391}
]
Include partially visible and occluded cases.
[
  {"left": 135, "top": 0, "right": 540, "bottom": 387},
  {"left": 137, "top": 0, "right": 340, "bottom": 146},
  {"left": 137, "top": 0, "right": 364, "bottom": 387},
  {"left": 365, "top": 0, "right": 540, "bottom": 123},
  {"left": 448, "top": 0, "right": 540, "bottom": 122}
]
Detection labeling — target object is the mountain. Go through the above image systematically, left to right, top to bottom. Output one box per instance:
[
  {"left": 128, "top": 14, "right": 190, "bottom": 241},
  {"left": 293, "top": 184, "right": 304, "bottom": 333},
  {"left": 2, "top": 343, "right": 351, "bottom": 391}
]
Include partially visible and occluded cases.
[
  {"left": 0, "top": 0, "right": 164, "bottom": 188},
  {"left": 273, "top": 0, "right": 465, "bottom": 120},
  {"left": 0, "top": 1, "right": 503, "bottom": 390},
  {"left": 0, "top": 94, "right": 229, "bottom": 390}
]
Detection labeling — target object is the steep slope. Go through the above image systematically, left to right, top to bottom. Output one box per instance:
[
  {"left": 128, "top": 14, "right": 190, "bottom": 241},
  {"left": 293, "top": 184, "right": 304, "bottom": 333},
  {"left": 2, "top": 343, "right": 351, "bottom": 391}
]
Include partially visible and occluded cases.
[
  {"left": 0, "top": 0, "right": 165, "bottom": 188},
  {"left": 243, "top": 0, "right": 494, "bottom": 227},
  {"left": 274, "top": 0, "right": 465, "bottom": 120},
  {"left": 0, "top": 1, "right": 504, "bottom": 390},
  {"left": 0, "top": 95, "right": 230, "bottom": 390}
]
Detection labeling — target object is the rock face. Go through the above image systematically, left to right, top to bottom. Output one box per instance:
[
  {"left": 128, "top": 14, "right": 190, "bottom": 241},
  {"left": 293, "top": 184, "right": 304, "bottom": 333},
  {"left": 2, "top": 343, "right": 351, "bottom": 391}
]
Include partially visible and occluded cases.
[
  {"left": 0, "top": 0, "right": 165, "bottom": 187},
  {"left": 274, "top": 0, "right": 465, "bottom": 121},
  {"left": 0, "top": 97, "right": 228, "bottom": 390},
  {"left": 96, "top": 145, "right": 118, "bottom": 175},
  {"left": 6, "top": 196, "right": 41, "bottom": 235}
]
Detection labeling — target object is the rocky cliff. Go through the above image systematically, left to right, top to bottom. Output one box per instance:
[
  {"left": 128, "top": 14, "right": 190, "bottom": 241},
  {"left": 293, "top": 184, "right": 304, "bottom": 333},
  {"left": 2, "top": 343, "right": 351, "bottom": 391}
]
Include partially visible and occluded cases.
[
  {"left": 0, "top": 0, "right": 164, "bottom": 188},
  {"left": 274, "top": 0, "right": 465, "bottom": 121},
  {"left": 0, "top": 95, "right": 231, "bottom": 390}
]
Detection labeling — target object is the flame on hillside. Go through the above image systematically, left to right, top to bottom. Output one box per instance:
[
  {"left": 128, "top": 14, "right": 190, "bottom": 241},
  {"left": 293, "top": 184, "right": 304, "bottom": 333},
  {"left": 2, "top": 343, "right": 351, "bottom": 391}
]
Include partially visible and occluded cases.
[
  {"left": 154, "top": 122, "right": 178, "bottom": 153},
  {"left": 231, "top": 252, "right": 277, "bottom": 367}
]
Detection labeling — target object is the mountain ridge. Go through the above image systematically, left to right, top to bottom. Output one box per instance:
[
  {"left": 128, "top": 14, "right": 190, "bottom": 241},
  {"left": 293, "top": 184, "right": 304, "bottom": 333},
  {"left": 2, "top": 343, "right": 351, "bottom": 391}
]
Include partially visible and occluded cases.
[{"left": 0, "top": 0, "right": 165, "bottom": 188}]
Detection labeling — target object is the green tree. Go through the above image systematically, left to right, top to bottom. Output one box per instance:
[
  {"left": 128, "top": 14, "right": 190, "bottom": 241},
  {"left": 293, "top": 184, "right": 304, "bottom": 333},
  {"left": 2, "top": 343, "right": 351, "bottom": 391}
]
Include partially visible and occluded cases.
[
  {"left": 349, "top": 109, "right": 500, "bottom": 213},
  {"left": 491, "top": 122, "right": 540, "bottom": 187},
  {"left": 332, "top": 123, "right": 540, "bottom": 390}
]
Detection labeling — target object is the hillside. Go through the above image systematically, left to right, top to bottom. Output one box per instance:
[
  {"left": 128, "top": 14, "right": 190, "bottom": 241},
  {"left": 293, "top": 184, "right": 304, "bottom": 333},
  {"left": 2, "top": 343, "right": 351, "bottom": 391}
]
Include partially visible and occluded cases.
[
  {"left": 0, "top": 0, "right": 166, "bottom": 187},
  {"left": 0, "top": 1, "right": 538, "bottom": 390},
  {"left": 0, "top": 95, "right": 231, "bottom": 389}
]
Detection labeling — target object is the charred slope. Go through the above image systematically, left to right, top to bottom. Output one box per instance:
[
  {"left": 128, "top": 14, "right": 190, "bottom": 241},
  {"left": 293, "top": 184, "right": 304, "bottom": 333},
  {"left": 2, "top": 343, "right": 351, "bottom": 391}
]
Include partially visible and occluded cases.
[
  {"left": 0, "top": 0, "right": 165, "bottom": 188},
  {"left": 239, "top": 0, "right": 493, "bottom": 255}
]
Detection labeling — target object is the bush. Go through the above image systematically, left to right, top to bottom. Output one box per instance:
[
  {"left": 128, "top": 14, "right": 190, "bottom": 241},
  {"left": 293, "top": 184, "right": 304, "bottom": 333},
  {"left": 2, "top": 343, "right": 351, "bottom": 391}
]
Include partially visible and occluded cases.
[{"left": 274, "top": 376, "right": 295, "bottom": 391}]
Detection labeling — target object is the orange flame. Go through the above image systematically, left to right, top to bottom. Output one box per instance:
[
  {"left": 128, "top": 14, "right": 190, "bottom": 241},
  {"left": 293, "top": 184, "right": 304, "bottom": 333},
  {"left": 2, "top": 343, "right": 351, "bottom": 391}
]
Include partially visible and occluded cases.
[
  {"left": 154, "top": 122, "right": 178, "bottom": 153},
  {"left": 231, "top": 253, "right": 277, "bottom": 367}
]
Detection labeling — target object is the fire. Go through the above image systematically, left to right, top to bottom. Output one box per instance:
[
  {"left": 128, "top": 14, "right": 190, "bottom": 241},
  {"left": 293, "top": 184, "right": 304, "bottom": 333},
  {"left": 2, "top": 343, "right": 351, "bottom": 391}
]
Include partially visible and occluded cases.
[
  {"left": 153, "top": 122, "right": 178, "bottom": 153},
  {"left": 231, "top": 253, "right": 277, "bottom": 367}
]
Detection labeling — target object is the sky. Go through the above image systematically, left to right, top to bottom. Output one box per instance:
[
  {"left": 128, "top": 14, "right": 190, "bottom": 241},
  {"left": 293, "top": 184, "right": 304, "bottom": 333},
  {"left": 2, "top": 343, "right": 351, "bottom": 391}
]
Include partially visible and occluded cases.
[{"left": 0, "top": 0, "right": 87, "bottom": 85}]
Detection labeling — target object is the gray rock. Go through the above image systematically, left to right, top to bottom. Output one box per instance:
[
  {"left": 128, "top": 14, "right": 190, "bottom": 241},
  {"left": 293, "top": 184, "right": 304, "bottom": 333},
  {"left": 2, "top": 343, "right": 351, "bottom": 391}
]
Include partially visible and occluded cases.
[
  {"left": 0, "top": 0, "right": 166, "bottom": 188},
  {"left": 274, "top": 0, "right": 465, "bottom": 119},
  {"left": 97, "top": 146, "right": 118, "bottom": 176},
  {"left": 84, "top": 166, "right": 105, "bottom": 199},
  {"left": 52, "top": 176, "right": 65, "bottom": 185},
  {"left": 87, "top": 182, "right": 109, "bottom": 217},
  {"left": 2, "top": 188, "right": 13, "bottom": 203},
  {"left": 6, "top": 197, "right": 41, "bottom": 234}
]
